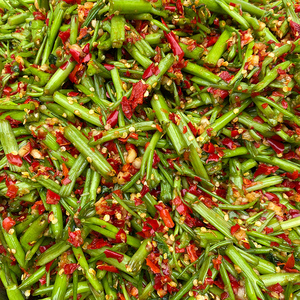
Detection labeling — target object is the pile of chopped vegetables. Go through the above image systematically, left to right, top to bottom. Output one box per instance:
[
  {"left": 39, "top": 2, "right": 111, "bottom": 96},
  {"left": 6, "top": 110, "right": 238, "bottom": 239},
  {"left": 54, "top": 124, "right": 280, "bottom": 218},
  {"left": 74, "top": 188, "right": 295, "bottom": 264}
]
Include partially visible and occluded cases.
[{"left": 1, "top": 0, "right": 300, "bottom": 299}]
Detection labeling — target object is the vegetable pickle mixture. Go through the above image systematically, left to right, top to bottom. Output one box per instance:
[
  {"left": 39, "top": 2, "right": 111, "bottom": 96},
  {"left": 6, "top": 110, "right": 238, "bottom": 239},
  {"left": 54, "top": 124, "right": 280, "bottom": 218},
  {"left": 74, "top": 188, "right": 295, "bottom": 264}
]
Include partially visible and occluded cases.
[{"left": 1, "top": 0, "right": 300, "bottom": 299}]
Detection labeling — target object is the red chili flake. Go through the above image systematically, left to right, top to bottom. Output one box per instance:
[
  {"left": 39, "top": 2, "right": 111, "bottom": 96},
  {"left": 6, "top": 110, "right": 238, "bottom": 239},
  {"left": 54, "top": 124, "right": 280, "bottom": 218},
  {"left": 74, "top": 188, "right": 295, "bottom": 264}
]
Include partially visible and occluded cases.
[
  {"left": 62, "top": 0, "right": 80, "bottom": 4},
  {"left": 176, "top": 0, "right": 184, "bottom": 14},
  {"left": 164, "top": 5, "right": 176, "bottom": 11},
  {"left": 33, "top": 11, "right": 46, "bottom": 20},
  {"left": 164, "top": 31, "right": 184, "bottom": 60},
  {"left": 205, "top": 35, "right": 219, "bottom": 47},
  {"left": 82, "top": 43, "right": 90, "bottom": 54},
  {"left": 69, "top": 48, "right": 82, "bottom": 64},
  {"left": 60, "top": 59, "right": 70, "bottom": 70},
  {"left": 69, "top": 63, "right": 85, "bottom": 84},
  {"left": 103, "top": 63, "right": 115, "bottom": 71},
  {"left": 142, "top": 63, "right": 160, "bottom": 79},
  {"left": 219, "top": 71, "right": 233, "bottom": 83},
  {"left": 129, "top": 81, "right": 148, "bottom": 108},
  {"left": 17, "top": 82, "right": 27, "bottom": 94},
  {"left": 3, "top": 87, "right": 13, "bottom": 96},
  {"left": 207, "top": 87, "right": 229, "bottom": 99},
  {"left": 67, "top": 92, "right": 79, "bottom": 97},
  {"left": 121, "top": 96, "right": 133, "bottom": 119},
  {"left": 281, "top": 100, "right": 288, "bottom": 109},
  {"left": 261, "top": 103, "right": 268, "bottom": 109},
  {"left": 105, "top": 110, "right": 119, "bottom": 128},
  {"left": 169, "top": 112, "right": 179, "bottom": 124},
  {"left": 5, "top": 116, "right": 22, "bottom": 128},
  {"left": 253, "top": 116, "right": 264, "bottom": 124},
  {"left": 188, "top": 122, "right": 197, "bottom": 136},
  {"left": 156, "top": 124, "right": 163, "bottom": 132},
  {"left": 183, "top": 126, "right": 187, "bottom": 134},
  {"left": 207, "top": 127, "right": 213, "bottom": 137},
  {"left": 231, "top": 130, "right": 239, "bottom": 137},
  {"left": 56, "top": 131, "right": 70, "bottom": 146},
  {"left": 94, "top": 132, "right": 103, "bottom": 141},
  {"left": 221, "top": 137, "right": 236, "bottom": 150},
  {"left": 266, "top": 138, "right": 284, "bottom": 154},
  {"left": 203, "top": 142, "right": 215, "bottom": 154},
  {"left": 6, "top": 153, "right": 23, "bottom": 167},
  {"left": 206, "top": 153, "right": 219, "bottom": 163},
  {"left": 62, "top": 163, "right": 69, "bottom": 177},
  {"left": 254, "top": 164, "right": 279, "bottom": 178},
  {"left": 62, "top": 176, "right": 72, "bottom": 185},
  {"left": 6, "top": 185, "right": 18, "bottom": 199},
  {"left": 140, "top": 185, "right": 150, "bottom": 197},
  {"left": 46, "top": 190, "right": 60, "bottom": 205},
  {"left": 264, "top": 192, "right": 279, "bottom": 203},
  {"left": 202, "top": 197, "right": 218, "bottom": 208},
  {"left": 32, "top": 200, "right": 45, "bottom": 215},
  {"left": 160, "top": 208, "right": 174, "bottom": 228},
  {"left": 289, "top": 209, "right": 300, "bottom": 218},
  {"left": 2, "top": 217, "right": 15, "bottom": 232},
  {"left": 230, "top": 224, "right": 240, "bottom": 235},
  {"left": 265, "top": 227, "right": 274, "bottom": 234},
  {"left": 68, "top": 228, "right": 84, "bottom": 248},
  {"left": 115, "top": 228, "right": 127, "bottom": 243},
  {"left": 277, "top": 233, "right": 292, "bottom": 245},
  {"left": 87, "top": 238, "right": 111, "bottom": 249},
  {"left": 243, "top": 242, "right": 251, "bottom": 249},
  {"left": 270, "top": 242, "right": 280, "bottom": 247},
  {"left": 186, "top": 244, "right": 198, "bottom": 262},
  {"left": 0, "top": 245, "right": 6, "bottom": 255},
  {"left": 175, "top": 247, "right": 185, "bottom": 253},
  {"left": 104, "top": 249, "right": 124, "bottom": 262},
  {"left": 212, "top": 254, "right": 222, "bottom": 270},
  {"left": 284, "top": 254, "right": 295, "bottom": 270},
  {"left": 146, "top": 258, "right": 160, "bottom": 274},
  {"left": 45, "top": 260, "right": 54, "bottom": 273},
  {"left": 63, "top": 263, "right": 78, "bottom": 275},
  {"left": 97, "top": 263, "right": 119, "bottom": 273},
  {"left": 39, "top": 276, "right": 46, "bottom": 285},
  {"left": 268, "top": 283, "right": 284, "bottom": 294},
  {"left": 221, "top": 292, "right": 229, "bottom": 300}
]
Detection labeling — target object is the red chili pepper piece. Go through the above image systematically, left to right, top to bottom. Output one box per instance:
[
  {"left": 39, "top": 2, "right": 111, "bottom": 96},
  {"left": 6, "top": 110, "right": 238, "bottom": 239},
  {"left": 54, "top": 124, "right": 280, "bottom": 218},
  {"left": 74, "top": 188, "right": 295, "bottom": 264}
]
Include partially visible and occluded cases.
[
  {"left": 164, "top": 31, "right": 184, "bottom": 60},
  {"left": 69, "top": 48, "right": 82, "bottom": 64},
  {"left": 60, "top": 61, "right": 69, "bottom": 70},
  {"left": 103, "top": 63, "right": 115, "bottom": 71},
  {"left": 142, "top": 63, "right": 160, "bottom": 80},
  {"left": 219, "top": 71, "right": 233, "bottom": 83},
  {"left": 106, "top": 110, "right": 119, "bottom": 128},
  {"left": 187, "top": 122, "right": 197, "bottom": 136},
  {"left": 266, "top": 138, "right": 284, "bottom": 154},
  {"left": 203, "top": 142, "right": 215, "bottom": 154},
  {"left": 6, "top": 153, "right": 23, "bottom": 167},
  {"left": 206, "top": 153, "right": 219, "bottom": 163},
  {"left": 254, "top": 164, "right": 279, "bottom": 178},
  {"left": 61, "top": 176, "right": 72, "bottom": 185},
  {"left": 6, "top": 185, "right": 18, "bottom": 199},
  {"left": 46, "top": 190, "right": 60, "bottom": 204},
  {"left": 2, "top": 217, "right": 16, "bottom": 232},
  {"left": 230, "top": 224, "right": 240, "bottom": 235},
  {"left": 68, "top": 228, "right": 83, "bottom": 248},
  {"left": 115, "top": 229, "right": 127, "bottom": 243},
  {"left": 186, "top": 244, "right": 198, "bottom": 262},
  {"left": 104, "top": 249, "right": 124, "bottom": 262},
  {"left": 146, "top": 258, "right": 160, "bottom": 273},
  {"left": 64, "top": 263, "right": 78, "bottom": 275},
  {"left": 97, "top": 264, "right": 119, "bottom": 273},
  {"left": 268, "top": 283, "right": 284, "bottom": 294}
]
